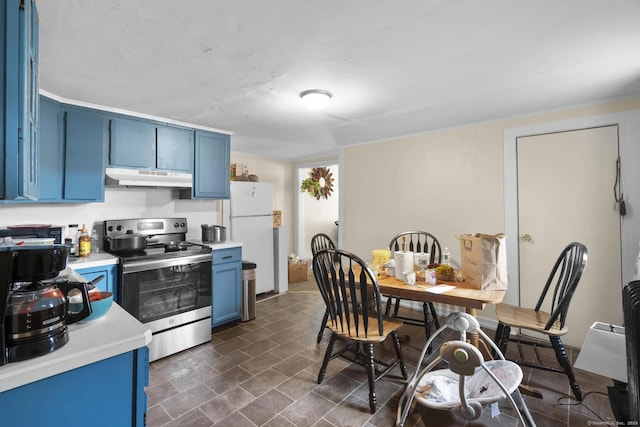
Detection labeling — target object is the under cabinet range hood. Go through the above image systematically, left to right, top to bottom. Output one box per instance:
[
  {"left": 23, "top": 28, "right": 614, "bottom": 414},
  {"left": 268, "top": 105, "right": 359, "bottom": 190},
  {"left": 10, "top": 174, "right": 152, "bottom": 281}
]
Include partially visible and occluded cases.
[{"left": 105, "top": 167, "right": 192, "bottom": 188}]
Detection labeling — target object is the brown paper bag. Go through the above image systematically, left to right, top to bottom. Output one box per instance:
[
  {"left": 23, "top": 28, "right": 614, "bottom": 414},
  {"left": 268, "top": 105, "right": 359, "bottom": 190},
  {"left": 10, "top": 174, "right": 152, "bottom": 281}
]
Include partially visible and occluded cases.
[{"left": 457, "top": 233, "right": 508, "bottom": 290}]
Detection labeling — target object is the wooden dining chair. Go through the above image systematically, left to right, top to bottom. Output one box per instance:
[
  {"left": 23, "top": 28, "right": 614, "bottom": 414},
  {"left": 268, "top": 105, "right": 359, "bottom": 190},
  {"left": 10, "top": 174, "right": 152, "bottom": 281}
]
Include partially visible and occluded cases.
[
  {"left": 386, "top": 231, "right": 442, "bottom": 339},
  {"left": 311, "top": 233, "right": 336, "bottom": 343},
  {"left": 493, "top": 241, "right": 588, "bottom": 401},
  {"left": 312, "top": 248, "right": 407, "bottom": 413},
  {"left": 622, "top": 280, "right": 640, "bottom": 419}
]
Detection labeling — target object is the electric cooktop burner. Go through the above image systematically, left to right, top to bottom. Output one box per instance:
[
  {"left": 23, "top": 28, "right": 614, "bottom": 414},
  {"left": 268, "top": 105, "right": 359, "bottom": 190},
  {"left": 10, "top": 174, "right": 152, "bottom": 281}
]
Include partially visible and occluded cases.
[{"left": 117, "top": 242, "right": 211, "bottom": 262}]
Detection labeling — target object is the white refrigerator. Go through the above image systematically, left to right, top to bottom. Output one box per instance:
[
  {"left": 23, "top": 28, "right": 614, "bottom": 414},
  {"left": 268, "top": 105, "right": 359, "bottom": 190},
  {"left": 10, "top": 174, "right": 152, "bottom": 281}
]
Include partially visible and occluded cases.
[{"left": 225, "top": 182, "right": 275, "bottom": 295}]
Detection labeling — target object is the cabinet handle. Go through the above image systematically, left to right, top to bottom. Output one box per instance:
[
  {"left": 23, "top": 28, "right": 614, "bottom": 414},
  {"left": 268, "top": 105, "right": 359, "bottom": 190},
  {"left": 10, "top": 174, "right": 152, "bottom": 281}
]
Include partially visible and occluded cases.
[{"left": 222, "top": 255, "right": 233, "bottom": 259}]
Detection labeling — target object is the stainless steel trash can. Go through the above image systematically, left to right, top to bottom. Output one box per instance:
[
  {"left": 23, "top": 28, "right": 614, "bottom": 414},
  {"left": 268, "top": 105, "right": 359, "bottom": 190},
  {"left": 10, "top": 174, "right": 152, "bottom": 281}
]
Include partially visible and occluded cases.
[{"left": 241, "top": 261, "right": 257, "bottom": 321}]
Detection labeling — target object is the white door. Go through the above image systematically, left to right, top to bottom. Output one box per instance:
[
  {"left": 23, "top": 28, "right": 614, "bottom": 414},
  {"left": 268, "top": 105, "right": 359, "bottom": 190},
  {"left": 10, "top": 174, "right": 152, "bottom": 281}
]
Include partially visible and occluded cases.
[{"left": 517, "top": 125, "right": 622, "bottom": 348}]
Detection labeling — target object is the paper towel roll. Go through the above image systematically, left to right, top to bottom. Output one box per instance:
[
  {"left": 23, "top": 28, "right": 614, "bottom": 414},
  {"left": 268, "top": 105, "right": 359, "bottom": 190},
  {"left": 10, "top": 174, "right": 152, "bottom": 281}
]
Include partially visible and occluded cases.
[{"left": 394, "top": 251, "right": 414, "bottom": 281}]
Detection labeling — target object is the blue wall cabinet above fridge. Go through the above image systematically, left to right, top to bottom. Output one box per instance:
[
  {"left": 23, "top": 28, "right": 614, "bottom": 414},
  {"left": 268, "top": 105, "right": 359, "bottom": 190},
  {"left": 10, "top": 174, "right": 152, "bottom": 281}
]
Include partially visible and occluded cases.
[
  {"left": 1, "top": 0, "right": 39, "bottom": 200},
  {"left": 109, "top": 117, "right": 194, "bottom": 173},
  {"left": 181, "top": 131, "right": 231, "bottom": 199},
  {"left": 212, "top": 247, "right": 242, "bottom": 327}
]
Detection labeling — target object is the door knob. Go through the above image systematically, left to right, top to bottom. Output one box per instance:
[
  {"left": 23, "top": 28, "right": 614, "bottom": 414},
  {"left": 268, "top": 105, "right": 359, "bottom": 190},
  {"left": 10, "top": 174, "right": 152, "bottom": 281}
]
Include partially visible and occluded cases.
[{"left": 522, "top": 234, "right": 531, "bottom": 242}]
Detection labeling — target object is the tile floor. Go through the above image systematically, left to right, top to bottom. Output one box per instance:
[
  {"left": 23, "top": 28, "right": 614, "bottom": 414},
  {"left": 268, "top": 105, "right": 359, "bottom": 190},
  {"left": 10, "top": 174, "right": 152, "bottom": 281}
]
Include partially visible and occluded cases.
[{"left": 145, "top": 290, "right": 617, "bottom": 426}]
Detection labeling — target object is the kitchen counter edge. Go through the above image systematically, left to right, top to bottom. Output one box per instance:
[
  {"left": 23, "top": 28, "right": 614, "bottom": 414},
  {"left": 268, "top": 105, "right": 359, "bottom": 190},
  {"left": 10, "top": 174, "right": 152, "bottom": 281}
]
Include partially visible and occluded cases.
[
  {"left": 194, "top": 240, "right": 243, "bottom": 250},
  {"left": 67, "top": 252, "right": 119, "bottom": 269},
  {"left": 0, "top": 303, "right": 151, "bottom": 393}
]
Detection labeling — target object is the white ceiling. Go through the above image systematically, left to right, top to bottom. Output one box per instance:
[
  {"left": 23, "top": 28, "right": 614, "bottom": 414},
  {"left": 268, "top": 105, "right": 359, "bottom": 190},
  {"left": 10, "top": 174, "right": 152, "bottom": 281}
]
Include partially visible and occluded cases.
[{"left": 37, "top": 1, "right": 640, "bottom": 161}]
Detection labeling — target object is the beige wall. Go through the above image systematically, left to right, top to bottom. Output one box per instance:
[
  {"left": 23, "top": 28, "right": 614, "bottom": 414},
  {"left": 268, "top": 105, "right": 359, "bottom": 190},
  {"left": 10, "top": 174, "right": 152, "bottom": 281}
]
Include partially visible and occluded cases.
[
  {"left": 343, "top": 96, "right": 640, "bottom": 259},
  {"left": 341, "top": 97, "right": 640, "bottom": 319},
  {"left": 342, "top": 123, "right": 505, "bottom": 261}
]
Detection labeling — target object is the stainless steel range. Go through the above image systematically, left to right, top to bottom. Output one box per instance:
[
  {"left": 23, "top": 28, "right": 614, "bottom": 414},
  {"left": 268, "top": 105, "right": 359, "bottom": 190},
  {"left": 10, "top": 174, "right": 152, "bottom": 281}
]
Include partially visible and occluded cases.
[{"left": 104, "top": 218, "right": 212, "bottom": 362}]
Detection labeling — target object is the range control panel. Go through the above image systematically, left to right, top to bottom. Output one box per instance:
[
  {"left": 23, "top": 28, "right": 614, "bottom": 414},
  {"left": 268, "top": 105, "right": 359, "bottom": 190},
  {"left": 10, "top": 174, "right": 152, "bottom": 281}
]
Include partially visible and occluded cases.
[{"left": 104, "top": 218, "right": 188, "bottom": 237}]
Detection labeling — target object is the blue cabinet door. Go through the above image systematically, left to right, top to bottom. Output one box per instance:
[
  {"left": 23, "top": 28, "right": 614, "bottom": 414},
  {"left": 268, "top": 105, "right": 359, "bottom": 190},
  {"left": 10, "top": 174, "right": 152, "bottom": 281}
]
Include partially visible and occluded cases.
[
  {"left": 1, "top": 0, "right": 37, "bottom": 200},
  {"left": 19, "top": 0, "right": 38, "bottom": 200},
  {"left": 1, "top": 2, "right": 19, "bottom": 199},
  {"left": 37, "top": 96, "right": 64, "bottom": 200},
  {"left": 63, "top": 108, "right": 106, "bottom": 201},
  {"left": 109, "top": 117, "right": 156, "bottom": 168},
  {"left": 157, "top": 125, "right": 193, "bottom": 172},
  {"left": 191, "top": 131, "right": 230, "bottom": 199},
  {"left": 212, "top": 247, "right": 242, "bottom": 327},
  {"left": 74, "top": 264, "right": 117, "bottom": 300},
  {"left": 0, "top": 349, "right": 148, "bottom": 427}
]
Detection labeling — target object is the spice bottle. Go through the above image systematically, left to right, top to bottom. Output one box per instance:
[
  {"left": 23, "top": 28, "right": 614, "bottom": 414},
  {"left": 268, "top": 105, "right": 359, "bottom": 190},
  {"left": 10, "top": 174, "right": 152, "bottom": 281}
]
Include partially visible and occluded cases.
[
  {"left": 67, "top": 224, "right": 79, "bottom": 256},
  {"left": 78, "top": 224, "right": 91, "bottom": 257},
  {"left": 90, "top": 229, "right": 100, "bottom": 253},
  {"left": 442, "top": 247, "right": 451, "bottom": 266}
]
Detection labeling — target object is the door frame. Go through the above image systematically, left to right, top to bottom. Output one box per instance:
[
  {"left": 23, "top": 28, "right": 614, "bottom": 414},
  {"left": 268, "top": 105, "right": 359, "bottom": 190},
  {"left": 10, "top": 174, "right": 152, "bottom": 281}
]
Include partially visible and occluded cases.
[
  {"left": 503, "top": 109, "right": 640, "bottom": 307},
  {"left": 294, "top": 159, "right": 340, "bottom": 258}
]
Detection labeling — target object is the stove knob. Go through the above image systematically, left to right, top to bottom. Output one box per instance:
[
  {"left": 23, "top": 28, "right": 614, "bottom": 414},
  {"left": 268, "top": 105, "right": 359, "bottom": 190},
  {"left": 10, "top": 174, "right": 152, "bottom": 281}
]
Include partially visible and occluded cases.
[
  {"left": 174, "top": 222, "right": 180, "bottom": 228},
  {"left": 181, "top": 222, "right": 186, "bottom": 228},
  {"left": 116, "top": 225, "right": 123, "bottom": 231},
  {"left": 107, "top": 226, "right": 114, "bottom": 232}
]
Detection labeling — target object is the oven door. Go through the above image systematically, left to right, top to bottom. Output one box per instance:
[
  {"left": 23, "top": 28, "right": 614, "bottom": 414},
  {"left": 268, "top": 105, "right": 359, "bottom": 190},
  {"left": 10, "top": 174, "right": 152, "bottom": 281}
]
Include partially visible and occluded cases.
[{"left": 119, "top": 253, "right": 212, "bottom": 326}]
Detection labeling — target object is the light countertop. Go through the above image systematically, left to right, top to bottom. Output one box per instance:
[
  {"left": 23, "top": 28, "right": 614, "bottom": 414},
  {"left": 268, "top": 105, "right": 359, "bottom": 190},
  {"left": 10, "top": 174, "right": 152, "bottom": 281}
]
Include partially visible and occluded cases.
[
  {"left": 193, "top": 240, "right": 243, "bottom": 250},
  {"left": 67, "top": 252, "right": 119, "bottom": 270},
  {"left": 0, "top": 303, "right": 151, "bottom": 393}
]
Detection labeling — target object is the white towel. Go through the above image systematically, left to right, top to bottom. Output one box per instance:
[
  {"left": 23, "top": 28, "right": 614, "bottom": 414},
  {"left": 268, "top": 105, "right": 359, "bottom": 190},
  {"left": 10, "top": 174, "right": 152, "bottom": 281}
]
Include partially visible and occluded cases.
[{"left": 394, "top": 251, "right": 414, "bottom": 281}]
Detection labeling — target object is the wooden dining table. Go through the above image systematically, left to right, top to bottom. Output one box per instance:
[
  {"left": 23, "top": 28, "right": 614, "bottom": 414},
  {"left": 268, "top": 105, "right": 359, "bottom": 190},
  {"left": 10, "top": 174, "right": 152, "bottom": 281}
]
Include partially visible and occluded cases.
[
  {"left": 375, "top": 273, "right": 506, "bottom": 347},
  {"left": 377, "top": 274, "right": 505, "bottom": 315}
]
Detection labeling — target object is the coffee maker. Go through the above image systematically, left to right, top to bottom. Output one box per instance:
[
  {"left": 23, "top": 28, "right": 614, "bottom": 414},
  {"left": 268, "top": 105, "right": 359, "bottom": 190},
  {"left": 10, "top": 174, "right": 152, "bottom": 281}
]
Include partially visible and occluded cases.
[{"left": 0, "top": 245, "right": 92, "bottom": 365}]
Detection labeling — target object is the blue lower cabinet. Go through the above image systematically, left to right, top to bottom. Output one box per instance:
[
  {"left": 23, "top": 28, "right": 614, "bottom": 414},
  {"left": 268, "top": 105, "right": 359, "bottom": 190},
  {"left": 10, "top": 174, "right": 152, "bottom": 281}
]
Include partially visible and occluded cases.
[
  {"left": 212, "top": 247, "right": 242, "bottom": 327},
  {"left": 73, "top": 264, "right": 117, "bottom": 299},
  {"left": 0, "top": 347, "right": 148, "bottom": 427}
]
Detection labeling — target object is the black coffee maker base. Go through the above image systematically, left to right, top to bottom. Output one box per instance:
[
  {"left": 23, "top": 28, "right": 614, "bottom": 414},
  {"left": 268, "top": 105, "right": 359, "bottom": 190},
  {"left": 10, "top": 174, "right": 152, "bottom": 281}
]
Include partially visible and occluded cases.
[{"left": 7, "top": 327, "right": 69, "bottom": 363}]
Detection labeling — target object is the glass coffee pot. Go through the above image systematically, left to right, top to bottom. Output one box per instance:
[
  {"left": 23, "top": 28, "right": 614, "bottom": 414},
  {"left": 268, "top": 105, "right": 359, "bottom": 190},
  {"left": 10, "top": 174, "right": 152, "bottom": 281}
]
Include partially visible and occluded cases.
[{"left": 1, "top": 245, "right": 92, "bottom": 364}]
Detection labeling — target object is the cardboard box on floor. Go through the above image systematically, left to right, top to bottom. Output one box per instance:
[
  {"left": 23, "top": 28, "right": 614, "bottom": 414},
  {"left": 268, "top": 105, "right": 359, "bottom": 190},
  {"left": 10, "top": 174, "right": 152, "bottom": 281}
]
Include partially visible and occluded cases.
[{"left": 288, "top": 260, "right": 310, "bottom": 283}]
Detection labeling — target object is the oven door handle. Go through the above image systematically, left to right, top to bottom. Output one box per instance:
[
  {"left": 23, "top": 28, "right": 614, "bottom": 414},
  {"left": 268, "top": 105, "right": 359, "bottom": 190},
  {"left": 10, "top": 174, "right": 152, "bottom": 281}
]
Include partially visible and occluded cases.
[{"left": 122, "top": 253, "right": 212, "bottom": 273}]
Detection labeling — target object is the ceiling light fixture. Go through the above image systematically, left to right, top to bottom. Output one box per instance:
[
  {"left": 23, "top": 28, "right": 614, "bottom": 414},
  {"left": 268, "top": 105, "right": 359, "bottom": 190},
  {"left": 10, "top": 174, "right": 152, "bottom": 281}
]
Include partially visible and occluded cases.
[{"left": 300, "top": 89, "right": 332, "bottom": 110}]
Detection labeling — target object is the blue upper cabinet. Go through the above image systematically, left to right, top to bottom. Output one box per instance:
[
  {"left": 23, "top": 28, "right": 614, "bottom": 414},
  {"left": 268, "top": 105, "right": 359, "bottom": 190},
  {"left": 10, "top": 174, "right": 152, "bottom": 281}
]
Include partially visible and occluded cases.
[
  {"left": 1, "top": 0, "right": 38, "bottom": 200},
  {"left": 20, "top": 0, "right": 39, "bottom": 200},
  {"left": 37, "top": 96, "right": 63, "bottom": 200},
  {"left": 33, "top": 97, "right": 105, "bottom": 202},
  {"left": 63, "top": 107, "right": 106, "bottom": 201},
  {"left": 109, "top": 117, "right": 156, "bottom": 169},
  {"left": 110, "top": 118, "right": 194, "bottom": 173},
  {"left": 156, "top": 125, "right": 193, "bottom": 173},
  {"left": 181, "top": 131, "right": 230, "bottom": 199}
]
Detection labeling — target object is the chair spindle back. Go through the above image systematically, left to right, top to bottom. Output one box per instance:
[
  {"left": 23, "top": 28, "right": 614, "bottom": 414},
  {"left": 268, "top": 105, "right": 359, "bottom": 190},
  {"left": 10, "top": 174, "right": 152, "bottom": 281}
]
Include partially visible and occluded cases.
[
  {"left": 389, "top": 231, "right": 441, "bottom": 264},
  {"left": 311, "top": 233, "right": 336, "bottom": 255},
  {"left": 536, "top": 241, "right": 588, "bottom": 330},
  {"left": 312, "top": 248, "right": 384, "bottom": 338}
]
